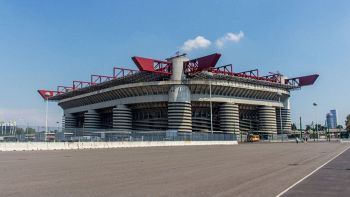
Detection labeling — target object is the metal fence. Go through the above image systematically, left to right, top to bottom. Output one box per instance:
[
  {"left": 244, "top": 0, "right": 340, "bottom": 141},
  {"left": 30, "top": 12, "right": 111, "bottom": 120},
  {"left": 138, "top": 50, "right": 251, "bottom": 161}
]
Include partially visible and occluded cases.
[
  {"left": 3, "top": 126, "right": 348, "bottom": 143},
  {"left": 1, "top": 128, "right": 236, "bottom": 142},
  {"left": 62, "top": 131, "right": 236, "bottom": 142}
]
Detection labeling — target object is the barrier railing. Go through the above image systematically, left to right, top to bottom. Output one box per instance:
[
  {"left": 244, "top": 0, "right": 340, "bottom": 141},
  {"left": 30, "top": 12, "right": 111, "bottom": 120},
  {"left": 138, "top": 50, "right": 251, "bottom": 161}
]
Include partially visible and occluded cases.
[{"left": 1, "top": 128, "right": 236, "bottom": 142}]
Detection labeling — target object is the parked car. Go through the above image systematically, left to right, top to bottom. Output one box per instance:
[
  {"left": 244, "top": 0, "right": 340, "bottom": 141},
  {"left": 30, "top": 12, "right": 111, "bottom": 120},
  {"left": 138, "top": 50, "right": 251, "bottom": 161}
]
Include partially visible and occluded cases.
[{"left": 247, "top": 134, "right": 260, "bottom": 142}]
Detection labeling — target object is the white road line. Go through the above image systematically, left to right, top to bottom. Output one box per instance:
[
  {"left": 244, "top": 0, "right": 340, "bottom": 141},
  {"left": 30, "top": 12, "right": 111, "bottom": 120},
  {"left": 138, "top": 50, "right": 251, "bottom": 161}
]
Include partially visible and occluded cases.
[{"left": 276, "top": 145, "right": 350, "bottom": 197}]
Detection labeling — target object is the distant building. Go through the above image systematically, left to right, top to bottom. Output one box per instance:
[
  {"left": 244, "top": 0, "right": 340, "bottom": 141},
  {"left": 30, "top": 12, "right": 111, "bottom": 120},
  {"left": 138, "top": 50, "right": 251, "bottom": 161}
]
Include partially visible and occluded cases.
[
  {"left": 326, "top": 110, "right": 337, "bottom": 129},
  {"left": 0, "top": 121, "right": 16, "bottom": 135}
]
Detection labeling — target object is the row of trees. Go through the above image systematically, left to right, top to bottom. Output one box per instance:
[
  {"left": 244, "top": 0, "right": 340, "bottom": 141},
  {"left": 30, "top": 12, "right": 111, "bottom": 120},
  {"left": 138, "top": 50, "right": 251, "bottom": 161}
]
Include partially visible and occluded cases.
[
  {"left": 290, "top": 114, "right": 350, "bottom": 132},
  {"left": 346, "top": 115, "right": 350, "bottom": 132},
  {"left": 291, "top": 123, "right": 343, "bottom": 131},
  {"left": 15, "top": 127, "right": 36, "bottom": 135}
]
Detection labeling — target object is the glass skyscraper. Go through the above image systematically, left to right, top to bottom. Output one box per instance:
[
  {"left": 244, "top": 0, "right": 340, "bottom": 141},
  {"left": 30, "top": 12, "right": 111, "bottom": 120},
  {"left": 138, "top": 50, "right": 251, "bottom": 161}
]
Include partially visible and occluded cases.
[{"left": 326, "top": 110, "right": 337, "bottom": 129}]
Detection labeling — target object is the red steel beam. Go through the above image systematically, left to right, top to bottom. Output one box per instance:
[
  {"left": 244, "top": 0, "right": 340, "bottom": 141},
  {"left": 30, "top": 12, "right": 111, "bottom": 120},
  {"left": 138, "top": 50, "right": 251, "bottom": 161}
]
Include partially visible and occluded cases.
[
  {"left": 184, "top": 53, "right": 221, "bottom": 75},
  {"left": 131, "top": 57, "right": 172, "bottom": 75},
  {"left": 210, "top": 64, "right": 233, "bottom": 75},
  {"left": 209, "top": 65, "right": 280, "bottom": 83},
  {"left": 113, "top": 67, "right": 139, "bottom": 78},
  {"left": 234, "top": 69, "right": 259, "bottom": 78},
  {"left": 261, "top": 72, "right": 282, "bottom": 83},
  {"left": 91, "top": 74, "right": 115, "bottom": 84},
  {"left": 285, "top": 74, "right": 319, "bottom": 87},
  {"left": 73, "top": 81, "right": 94, "bottom": 90},
  {"left": 57, "top": 86, "right": 73, "bottom": 94},
  {"left": 37, "top": 90, "right": 58, "bottom": 100}
]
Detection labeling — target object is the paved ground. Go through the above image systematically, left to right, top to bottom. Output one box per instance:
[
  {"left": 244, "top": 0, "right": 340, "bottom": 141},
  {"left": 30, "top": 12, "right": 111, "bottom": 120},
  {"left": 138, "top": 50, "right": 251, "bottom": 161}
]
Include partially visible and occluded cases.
[
  {"left": 0, "top": 142, "right": 348, "bottom": 197},
  {"left": 283, "top": 147, "right": 350, "bottom": 197}
]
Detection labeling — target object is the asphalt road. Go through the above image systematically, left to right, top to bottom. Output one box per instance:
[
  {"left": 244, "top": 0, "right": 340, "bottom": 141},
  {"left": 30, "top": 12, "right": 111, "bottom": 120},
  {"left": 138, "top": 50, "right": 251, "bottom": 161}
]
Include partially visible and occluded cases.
[
  {"left": 0, "top": 143, "right": 348, "bottom": 197},
  {"left": 283, "top": 147, "right": 350, "bottom": 197}
]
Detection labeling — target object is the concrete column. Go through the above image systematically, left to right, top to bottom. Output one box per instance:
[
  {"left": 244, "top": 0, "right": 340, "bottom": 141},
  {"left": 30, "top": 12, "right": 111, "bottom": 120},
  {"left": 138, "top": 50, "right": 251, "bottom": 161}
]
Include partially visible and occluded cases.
[
  {"left": 167, "top": 55, "right": 192, "bottom": 132},
  {"left": 169, "top": 55, "right": 189, "bottom": 81},
  {"left": 168, "top": 85, "right": 192, "bottom": 132},
  {"left": 276, "top": 96, "right": 291, "bottom": 133},
  {"left": 283, "top": 96, "right": 291, "bottom": 110},
  {"left": 219, "top": 103, "right": 239, "bottom": 134},
  {"left": 113, "top": 104, "right": 132, "bottom": 132},
  {"left": 258, "top": 106, "right": 277, "bottom": 133},
  {"left": 276, "top": 108, "right": 292, "bottom": 133},
  {"left": 84, "top": 110, "right": 100, "bottom": 131},
  {"left": 63, "top": 113, "right": 76, "bottom": 132}
]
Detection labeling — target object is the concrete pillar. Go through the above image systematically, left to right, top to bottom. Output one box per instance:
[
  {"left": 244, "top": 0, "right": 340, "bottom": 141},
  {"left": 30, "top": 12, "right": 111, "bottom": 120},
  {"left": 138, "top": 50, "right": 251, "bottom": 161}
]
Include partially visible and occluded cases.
[
  {"left": 167, "top": 55, "right": 192, "bottom": 132},
  {"left": 169, "top": 55, "right": 189, "bottom": 81},
  {"left": 168, "top": 85, "right": 192, "bottom": 132},
  {"left": 276, "top": 96, "right": 291, "bottom": 133},
  {"left": 219, "top": 103, "right": 239, "bottom": 134},
  {"left": 113, "top": 104, "right": 132, "bottom": 132},
  {"left": 258, "top": 106, "right": 277, "bottom": 133},
  {"left": 276, "top": 108, "right": 292, "bottom": 133},
  {"left": 84, "top": 110, "right": 100, "bottom": 131},
  {"left": 63, "top": 113, "right": 76, "bottom": 132}
]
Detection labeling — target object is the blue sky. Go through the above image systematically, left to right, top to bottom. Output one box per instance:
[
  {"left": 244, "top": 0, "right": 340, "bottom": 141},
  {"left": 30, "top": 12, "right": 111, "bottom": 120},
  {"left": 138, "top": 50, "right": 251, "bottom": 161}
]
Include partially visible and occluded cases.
[{"left": 0, "top": 0, "right": 349, "bottom": 127}]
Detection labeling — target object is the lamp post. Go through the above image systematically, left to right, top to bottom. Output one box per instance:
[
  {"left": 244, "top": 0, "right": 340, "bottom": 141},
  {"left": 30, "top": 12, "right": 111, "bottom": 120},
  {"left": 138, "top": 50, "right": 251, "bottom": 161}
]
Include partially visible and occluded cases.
[
  {"left": 207, "top": 72, "right": 214, "bottom": 135},
  {"left": 45, "top": 97, "right": 49, "bottom": 142},
  {"left": 313, "top": 102, "right": 318, "bottom": 141},
  {"left": 299, "top": 116, "right": 302, "bottom": 140},
  {"left": 325, "top": 120, "right": 330, "bottom": 142},
  {"left": 56, "top": 121, "right": 60, "bottom": 133},
  {"left": 26, "top": 122, "right": 29, "bottom": 141}
]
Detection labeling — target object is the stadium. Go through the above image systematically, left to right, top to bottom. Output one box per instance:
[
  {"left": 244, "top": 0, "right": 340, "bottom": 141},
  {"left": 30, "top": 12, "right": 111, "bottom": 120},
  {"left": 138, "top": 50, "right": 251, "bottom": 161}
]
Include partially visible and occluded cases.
[{"left": 38, "top": 53, "right": 318, "bottom": 138}]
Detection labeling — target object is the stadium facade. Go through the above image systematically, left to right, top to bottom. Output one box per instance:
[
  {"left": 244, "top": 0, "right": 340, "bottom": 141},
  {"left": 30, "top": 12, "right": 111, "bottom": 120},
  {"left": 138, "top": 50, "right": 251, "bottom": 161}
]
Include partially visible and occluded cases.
[{"left": 38, "top": 53, "right": 318, "bottom": 136}]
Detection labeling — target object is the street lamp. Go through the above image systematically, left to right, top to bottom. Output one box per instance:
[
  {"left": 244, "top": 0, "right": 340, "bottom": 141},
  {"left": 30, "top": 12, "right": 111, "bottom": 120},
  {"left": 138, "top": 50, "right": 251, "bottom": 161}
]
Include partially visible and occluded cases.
[
  {"left": 207, "top": 72, "right": 214, "bottom": 135},
  {"left": 44, "top": 97, "right": 49, "bottom": 142},
  {"left": 313, "top": 102, "right": 318, "bottom": 141},
  {"left": 299, "top": 116, "right": 303, "bottom": 140},
  {"left": 325, "top": 120, "right": 330, "bottom": 142},
  {"left": 56, "top": 121, "right": 60, "bottom": 133},
  {"left": 26, "top": 122, "right": 29, "bottom": 141}
]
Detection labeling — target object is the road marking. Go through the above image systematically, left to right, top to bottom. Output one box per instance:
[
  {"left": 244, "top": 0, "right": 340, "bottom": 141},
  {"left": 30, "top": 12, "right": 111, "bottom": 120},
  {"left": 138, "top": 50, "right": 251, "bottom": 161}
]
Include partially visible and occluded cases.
[{"left": 276, "top": 145, "right": 350, "bottom": 197}]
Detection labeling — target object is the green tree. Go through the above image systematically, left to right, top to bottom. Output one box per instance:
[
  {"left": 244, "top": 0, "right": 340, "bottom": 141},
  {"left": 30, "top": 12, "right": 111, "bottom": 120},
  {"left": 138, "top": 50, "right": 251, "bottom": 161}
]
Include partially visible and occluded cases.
[
  {"left": 346, "top": 115, "right": 350, "bottom": 132},
  {"left": 291, "top": 123, "right": 297, "bottom": 131},
  {"left": 319, "top": 124, "right": 326, "bottom": 131},
  {"left": 306, "top": 125, "right": 310, "bottom": 131},
  {"left": 337, "top": 125, "right": 343, "bottom": 130},
  {"left": 16, "top": 127, "right": 24, "bottom": 135},
  {"left": 27, "top": 127, "right": 36, "bottom": 134}
]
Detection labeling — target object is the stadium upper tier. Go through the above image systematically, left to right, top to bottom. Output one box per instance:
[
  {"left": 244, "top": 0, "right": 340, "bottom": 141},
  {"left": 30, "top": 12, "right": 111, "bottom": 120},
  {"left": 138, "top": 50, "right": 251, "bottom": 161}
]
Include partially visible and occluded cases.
[
  {"left": 39, "top": 53, "right": 318, "bottom": 101},
  {"left": 48, "top": 72, "right": 298, "bottom": 101}
]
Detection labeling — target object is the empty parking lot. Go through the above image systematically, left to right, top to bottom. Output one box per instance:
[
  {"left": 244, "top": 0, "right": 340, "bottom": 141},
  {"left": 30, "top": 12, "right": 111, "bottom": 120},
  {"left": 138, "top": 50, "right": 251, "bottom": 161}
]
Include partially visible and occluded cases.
[{"left": 0, "top": 142, "right": 348, "bottom": 197}]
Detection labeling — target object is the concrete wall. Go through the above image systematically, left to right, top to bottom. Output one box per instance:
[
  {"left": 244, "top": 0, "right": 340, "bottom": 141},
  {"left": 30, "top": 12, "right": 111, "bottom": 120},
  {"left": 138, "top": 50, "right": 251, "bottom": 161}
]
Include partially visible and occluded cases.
[{"left": 0, "top": 141, "right": 238, "bottom": 151}]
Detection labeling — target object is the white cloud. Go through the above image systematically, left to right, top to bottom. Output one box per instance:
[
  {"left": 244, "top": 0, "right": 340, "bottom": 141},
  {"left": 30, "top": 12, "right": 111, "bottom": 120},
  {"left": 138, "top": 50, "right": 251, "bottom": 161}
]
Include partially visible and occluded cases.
[
  {"left": 215, "top": 31, "right": 244, "bottom": 48},
  {"left": 181, "top": 36, "right": 211, "bottom": 52}
]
